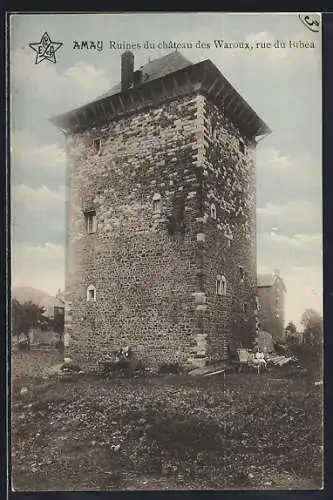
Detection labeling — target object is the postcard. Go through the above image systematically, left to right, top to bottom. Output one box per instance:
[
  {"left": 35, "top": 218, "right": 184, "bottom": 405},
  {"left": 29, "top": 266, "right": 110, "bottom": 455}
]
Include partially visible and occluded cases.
[{"left": 9, "top": 12, "right": 323, "bottom": 491}]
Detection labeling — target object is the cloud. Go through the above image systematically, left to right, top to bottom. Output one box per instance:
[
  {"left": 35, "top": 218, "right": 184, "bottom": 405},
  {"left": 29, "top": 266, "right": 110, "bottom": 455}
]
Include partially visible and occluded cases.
[
  {"left": 11, "top": 48, "right": 110, "bottom": 109},
  {"left": 11, "top": 130, "right": 66, "bottom": 189},
  {"left": 11, "top": 130, "right": 65, "bottom": 169},
  {"left": 256, "top": 146, "right": 322, "bottom": 208},
  {"left": 257, "top": 147, "right": 321, "bottom": 177},
  {"left": 258, "top": 148, "right": 294, "bottom": 171},
  {"left": 11, "top": 184, "right": 66, "bottom": 246},
  {"left": 12, "top": 184, "right": 65, "bottom": 211},
  {"left": 257, "top": 200, "right": 321, "bottom": 230},
  {"left": 257, "top": 200, "right": 310, "bottom": 218},
  {"left": 257, "top": 230, "right": 322, "bottom": 276},
  {"left": 268, "top": 232, "right": 322, "bottom": 248},
  {"left": 11, "top": 242, "right": 65, "bottom": 296}
]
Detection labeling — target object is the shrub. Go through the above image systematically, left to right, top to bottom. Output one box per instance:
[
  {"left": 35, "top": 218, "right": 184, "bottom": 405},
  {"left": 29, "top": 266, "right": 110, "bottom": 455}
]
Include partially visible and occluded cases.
[{"left": 289, "top": 343, "right": 322, "bottom": 379}]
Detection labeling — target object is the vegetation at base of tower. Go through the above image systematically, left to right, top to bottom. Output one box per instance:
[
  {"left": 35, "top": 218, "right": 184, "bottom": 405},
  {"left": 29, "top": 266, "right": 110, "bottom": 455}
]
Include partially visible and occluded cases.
[
  {"left": 11, "top": 299, "right": 64, "bottom": 349},
  {"left": 12, "top": 299, "right": 49, "bottom": 347},
  {"left": 301, "top": 309, "right": 323, "bottom": 346},
  {"left": 285, "top": 310, "right": 323, "bottom": 380},
  {"left": 285, "top": 320, "right": 297, "bottom": 338}
]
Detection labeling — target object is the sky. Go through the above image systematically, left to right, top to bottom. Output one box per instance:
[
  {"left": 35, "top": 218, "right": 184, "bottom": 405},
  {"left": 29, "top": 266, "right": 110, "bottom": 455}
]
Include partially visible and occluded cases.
[{"left": 10, "top": 12, "right": 322, "bottom": 328}]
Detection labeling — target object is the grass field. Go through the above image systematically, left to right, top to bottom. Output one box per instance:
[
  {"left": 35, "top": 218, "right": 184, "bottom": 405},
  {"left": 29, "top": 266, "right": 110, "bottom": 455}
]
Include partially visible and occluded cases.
[{"left": 11, "top": 351, "right": 323, "bottom": 491}]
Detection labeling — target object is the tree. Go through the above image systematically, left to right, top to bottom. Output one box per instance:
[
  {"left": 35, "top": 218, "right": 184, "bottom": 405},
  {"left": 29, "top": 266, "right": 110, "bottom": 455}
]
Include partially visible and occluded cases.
[
  {"left": 11, "top": 299, "right": 49, "bottom": 347},
  {"left": 301, "top": 309, "right": 323, "bottom": 346},
  {"left": 285, "top": 321, "right": 298, "bottom": 343},
  {"left": 285, "top": 321, "right": 297, "bottom": 335}
]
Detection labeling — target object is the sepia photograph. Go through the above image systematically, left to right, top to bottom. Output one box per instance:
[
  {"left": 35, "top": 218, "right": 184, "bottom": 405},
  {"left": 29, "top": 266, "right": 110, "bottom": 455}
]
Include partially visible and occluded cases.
[{"left": 9, "top": 12, "right": 323, "bottom": 491}]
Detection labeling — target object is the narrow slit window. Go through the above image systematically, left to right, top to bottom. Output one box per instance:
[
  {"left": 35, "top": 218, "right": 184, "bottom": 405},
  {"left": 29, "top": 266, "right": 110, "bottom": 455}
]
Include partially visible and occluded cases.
[
  {"left": 212, "top": 125, "right": 218, "bottom": 140},
  {"left": 93, "top": 138, "right": 101, "bottom": 154},
  {"left": 239, "top": 139, "right": 246, "bottom": 154},
  {"left": 152, "top": 193, "right": 162, "bottom": 213},
  {"left": 210, "top": 203, "right": 217, "bottom": 220},
  {"left": 84, "top": 210, "right": 96, "bottom": 234},
  {"left": 239, "top": 265, "right": 245, "bottom": 282},
  {"left": 87, "top": 285, "right": 96, "bottom": 302},
  {"left": 255, "top": 296, "right": 260, "bottom": 311},
  {"left": 242, "top": 302, "right": 248, "bottom": 313}
]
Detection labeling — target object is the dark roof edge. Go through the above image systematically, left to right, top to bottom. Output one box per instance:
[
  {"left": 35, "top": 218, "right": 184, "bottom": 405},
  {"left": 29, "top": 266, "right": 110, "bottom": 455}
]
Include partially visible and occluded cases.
[
  {"left": 50, "top": 59, "right": 271, "bottom": 138},
  {"left": 257, "top": 276, "right": 287, "bottom": 292}
]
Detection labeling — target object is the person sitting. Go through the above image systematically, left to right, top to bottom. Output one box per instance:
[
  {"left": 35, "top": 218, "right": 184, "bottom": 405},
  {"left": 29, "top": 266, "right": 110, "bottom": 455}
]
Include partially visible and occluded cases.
[{"left": 252, "top": 347, "right": 267, "bottom": 374}]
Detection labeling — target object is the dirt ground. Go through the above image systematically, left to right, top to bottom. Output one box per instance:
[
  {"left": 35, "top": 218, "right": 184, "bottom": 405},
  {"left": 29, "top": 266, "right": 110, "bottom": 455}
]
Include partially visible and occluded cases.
[{"left": 11, "top": 349, "right": 323, "bottom": 491}]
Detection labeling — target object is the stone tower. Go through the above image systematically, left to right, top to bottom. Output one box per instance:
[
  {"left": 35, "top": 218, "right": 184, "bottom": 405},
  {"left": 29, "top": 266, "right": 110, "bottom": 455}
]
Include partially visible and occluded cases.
[{"left": 51, "top": 51, "right": 270, "bottom": 369}]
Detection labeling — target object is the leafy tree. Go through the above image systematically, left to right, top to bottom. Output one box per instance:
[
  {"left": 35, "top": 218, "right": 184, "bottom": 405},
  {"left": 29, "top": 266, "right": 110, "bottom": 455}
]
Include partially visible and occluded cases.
[
  {"left": 11, "top": 299, "right": 49, "bottom": 347},
  {"left": 301, "top": 309, "right": 323, "bottom": 346},
  {"left": 285, "top": 321, "right": 297, "bottom": 335},
  {"left": 285, "top": 321, "right": 298, "bottom": 343}
]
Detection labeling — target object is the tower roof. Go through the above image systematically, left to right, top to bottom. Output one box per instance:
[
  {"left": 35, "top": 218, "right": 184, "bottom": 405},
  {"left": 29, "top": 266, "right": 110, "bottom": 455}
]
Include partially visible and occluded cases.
[
  {"left": 50, "top": 51, "right": 271, "bottom": 138},
  {"left": 93, "top": 51, "right": 193, "bottom": 101},
  {"left": 258, "top": 273, "right": 287, "bottom": 292}
]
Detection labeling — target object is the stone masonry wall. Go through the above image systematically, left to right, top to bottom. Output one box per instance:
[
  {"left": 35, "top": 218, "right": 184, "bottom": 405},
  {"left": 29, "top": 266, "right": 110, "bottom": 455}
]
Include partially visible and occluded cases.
[
  {"left": 66, "top": 93, "right": 207, "bottom": 368},
  {"left": 198, "top": 98, "right": 257, "bottom": 359}
]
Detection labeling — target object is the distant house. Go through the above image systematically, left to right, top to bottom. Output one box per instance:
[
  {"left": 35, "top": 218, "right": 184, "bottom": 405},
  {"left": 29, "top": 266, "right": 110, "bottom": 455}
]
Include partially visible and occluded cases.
[
  {"left": 257, "top": 270, "right": 287, "bottom": 341},
  {"left": 32, "top": 295, "right": 65, "bottom": 345},
  {"left": 39, "top": 295, "right": 65, "bottom": 319}
]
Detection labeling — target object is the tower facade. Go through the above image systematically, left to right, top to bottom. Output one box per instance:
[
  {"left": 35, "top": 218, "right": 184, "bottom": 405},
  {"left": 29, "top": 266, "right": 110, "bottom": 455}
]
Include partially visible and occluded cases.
[{"left": 51, "top": 52, "right": 270, "bottom": 368}]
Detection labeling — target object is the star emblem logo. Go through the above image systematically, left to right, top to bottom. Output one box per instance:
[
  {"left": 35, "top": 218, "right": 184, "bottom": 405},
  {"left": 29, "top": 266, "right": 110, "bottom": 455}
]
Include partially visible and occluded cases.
[{"left": 29, "top": 32, "right": 63, "bottom": 64}]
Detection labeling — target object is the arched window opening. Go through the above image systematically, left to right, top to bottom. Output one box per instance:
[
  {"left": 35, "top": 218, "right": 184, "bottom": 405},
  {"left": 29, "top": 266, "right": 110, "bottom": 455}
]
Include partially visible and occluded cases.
[
  {"left": 93, "top": 138, "right": 101, "bottom": 154},
  {"left": 152, "top": 193, "right": 162, "bottom": 213},
  {"left": 84, "top": 210, "right": 97, "bottom": 234},
  {"left": 239, "top": 265, "right": 245, "bottom": 282},
  {"left": 216, "top": 274, "right": 227, "bottom": 296},
  {"left": 87, "top": 285, "right": 96, "bottom": 302}
]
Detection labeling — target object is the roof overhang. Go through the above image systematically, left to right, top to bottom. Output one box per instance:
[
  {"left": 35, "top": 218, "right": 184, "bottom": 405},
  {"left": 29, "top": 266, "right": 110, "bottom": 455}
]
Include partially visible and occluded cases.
[{"left": 50, "top": 59, "right": 271, "bottom": 140}]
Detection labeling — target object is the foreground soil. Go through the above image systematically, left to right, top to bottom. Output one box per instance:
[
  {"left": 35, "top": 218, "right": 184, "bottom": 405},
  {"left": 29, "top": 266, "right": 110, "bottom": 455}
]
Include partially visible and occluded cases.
[{"left": 11, "top": 368, "right": 323, "bottom": 491}]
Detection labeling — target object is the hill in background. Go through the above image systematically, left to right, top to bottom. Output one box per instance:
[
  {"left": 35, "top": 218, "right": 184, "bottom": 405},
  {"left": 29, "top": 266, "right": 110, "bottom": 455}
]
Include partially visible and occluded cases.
[{"left": 12, "top": 286, "right": 50, "bottom": 305}]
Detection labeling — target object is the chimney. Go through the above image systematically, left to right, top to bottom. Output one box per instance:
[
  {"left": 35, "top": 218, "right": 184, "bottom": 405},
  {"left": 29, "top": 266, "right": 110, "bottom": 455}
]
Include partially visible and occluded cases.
[
  {"left": 121, "top": 51, "right": 134, "bottom": 92},
  {"left": 274, "top": 269, "right": 280, "bottom": 277}
]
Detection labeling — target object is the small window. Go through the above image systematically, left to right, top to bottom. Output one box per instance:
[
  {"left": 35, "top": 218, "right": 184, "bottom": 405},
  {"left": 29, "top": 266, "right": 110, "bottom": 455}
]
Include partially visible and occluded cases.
[
  {"left": 211, "top": 125, "right": 218, "bottom": 140},
  {"left": 93, "top": 138, "right": 101, "bottom": 154},
  {"left": 239, "top": 139, "right": 246, "bottom": 154},
  {"left": 152, "top": 193, "right": 162, "bottom": 213},
  {"left": 210, "top": 203, "right": 217, "bottom": 220},
  {"left": 84, "top": 210, "right": 96, "bottom": 234},
  {"left": 225, "top": 233, "right": 233, "bottom": 247},
  {"left": 239, "top": 265, "right": 245, "bottom": 282},
  {"left": 216, "top": 274, "right": 227, "bottom": 296},
  {"left": 87, "top": 285, "right": 96, "bottom": 302},
  {"left": 255, "top": 296, "right": 260, "bottom": 311},
  {"left": 242, "top": 302, "right": 248, "bottom": 313}
]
